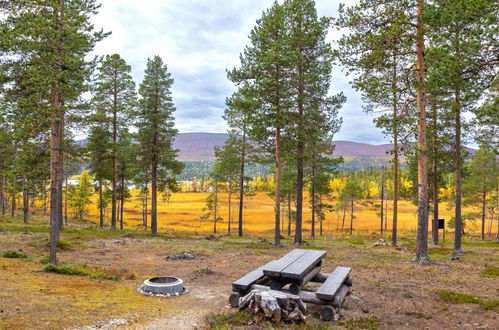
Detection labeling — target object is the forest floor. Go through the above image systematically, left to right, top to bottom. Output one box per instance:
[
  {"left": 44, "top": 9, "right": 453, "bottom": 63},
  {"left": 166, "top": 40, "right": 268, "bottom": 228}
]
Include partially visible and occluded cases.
[{"left": 0, "top": 215, "right": 497, "bottom": 329}]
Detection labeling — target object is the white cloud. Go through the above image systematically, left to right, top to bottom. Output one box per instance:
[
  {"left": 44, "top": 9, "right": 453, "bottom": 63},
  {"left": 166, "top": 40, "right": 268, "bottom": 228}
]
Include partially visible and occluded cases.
[{"left": 89, "top": 0, "right": 387, "bottom": 144}]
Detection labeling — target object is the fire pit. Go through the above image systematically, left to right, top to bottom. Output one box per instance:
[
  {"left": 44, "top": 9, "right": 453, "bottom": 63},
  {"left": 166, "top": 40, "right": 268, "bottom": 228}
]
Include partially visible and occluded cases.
[{"left": 139, "top": 276, "right": 186, "bottom": 296}]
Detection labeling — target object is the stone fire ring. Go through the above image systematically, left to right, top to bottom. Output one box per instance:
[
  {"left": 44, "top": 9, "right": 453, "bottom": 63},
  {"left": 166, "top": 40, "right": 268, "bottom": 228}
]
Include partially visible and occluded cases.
[{"left": 139, "top": 276, "right": 187, "bottom": 296}]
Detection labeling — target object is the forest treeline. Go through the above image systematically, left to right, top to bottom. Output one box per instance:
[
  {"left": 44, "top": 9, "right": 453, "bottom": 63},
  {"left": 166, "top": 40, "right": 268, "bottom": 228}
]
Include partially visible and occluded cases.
[{"left": 0, "top": 0, "right": 497, "bottom": 265}]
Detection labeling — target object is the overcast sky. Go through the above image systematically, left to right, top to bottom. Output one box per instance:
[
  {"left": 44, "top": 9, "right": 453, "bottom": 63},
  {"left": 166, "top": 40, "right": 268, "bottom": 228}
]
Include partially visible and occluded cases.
[{"left": 91, "top": 0, "right": 389, "bottom": 145}]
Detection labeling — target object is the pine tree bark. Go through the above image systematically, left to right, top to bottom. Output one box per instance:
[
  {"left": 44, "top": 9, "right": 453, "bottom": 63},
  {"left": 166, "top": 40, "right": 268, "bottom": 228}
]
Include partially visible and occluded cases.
[
  {"left": 414, "top": 0, "right": 430, "bottom": 262},
  {"left": 391, "top": 52, "right": 399, "bottom": 247},
  {"left": 294, "top": 63, "right": 304, "bottom": 245},
  {"left": 453, "top": 85, "right": 463, "bottom": 256},
  {"left": 111, "top": 104, "right": 117, "bottom": 230},
  {"left": 431, "top": 104, "right": 439, "bottom": 245},
  {"left": 274, "top": 120, "right": 281, "bottom": 246},
  {"left": 238, "top": 127, "right": 246, "bottom": 237},
  {"left": 151, "top": 161, "right": 158, "bottom": 235},
  {"left": 311, "top": 164, "right": 316, "bottom": 239},
  {"left": 120, "top": 169, "right": 125, "bottom": 230},
  {"left": 380, "top": 169, "right": 384, "bottom": 235},
  {"left": 64, "top": 171, "right": 68, "bottom": 226},
  {"left": 11, "top": 173, "right": 16, "bottom": 218},
  {"left": 0, "top": 174, "right": 6, "bottom": 215},
  {"left": 22, "top": 176, "right": 28, "bottom": 224},
  {"left": 99, "top": 179, "right": 104, "bottom": 227},
  {"left": 213, "top": 181, "right": 218, "bottom": 233},
  {"left": 228, "top": 186, "right": 232, "bottom": 235},
  {"left": 481, "top": 187, "right": 486, "bottom": 240},
  {"left": 287, "top": 193, "right": 291, "bottom": 236},
  {"left": 349, "top": 199, "right": 354, "bottom": 235},
  {"left": 341, "top": 204, "right": 347, "bottom": 230}
]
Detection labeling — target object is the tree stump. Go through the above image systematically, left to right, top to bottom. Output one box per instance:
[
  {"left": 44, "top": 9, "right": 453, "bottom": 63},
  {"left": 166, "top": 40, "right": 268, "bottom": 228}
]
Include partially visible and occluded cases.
[{"left": 239, "top": 289, "right": 308, "bottom": 322}]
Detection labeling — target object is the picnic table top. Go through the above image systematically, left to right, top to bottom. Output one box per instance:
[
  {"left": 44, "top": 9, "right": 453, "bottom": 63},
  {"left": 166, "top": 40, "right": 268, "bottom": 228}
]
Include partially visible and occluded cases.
[{"left": 262, "top": 248, "right": 327, "bottom": 280}]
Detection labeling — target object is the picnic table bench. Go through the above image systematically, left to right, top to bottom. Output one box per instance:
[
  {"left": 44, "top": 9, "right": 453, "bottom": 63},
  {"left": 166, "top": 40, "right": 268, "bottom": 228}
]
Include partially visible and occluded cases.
[{"left": 229, "top": 249, "right": 353, "bottom": 321}]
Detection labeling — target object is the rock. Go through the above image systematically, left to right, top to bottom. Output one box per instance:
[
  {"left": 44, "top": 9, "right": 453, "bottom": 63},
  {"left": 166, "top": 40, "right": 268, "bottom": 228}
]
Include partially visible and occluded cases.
[
  {"left": 120, "top": 233, "right": 134, "bottom": 239},
  {"left": 168, "top": 251, "right": 197, "bottom": 260}
]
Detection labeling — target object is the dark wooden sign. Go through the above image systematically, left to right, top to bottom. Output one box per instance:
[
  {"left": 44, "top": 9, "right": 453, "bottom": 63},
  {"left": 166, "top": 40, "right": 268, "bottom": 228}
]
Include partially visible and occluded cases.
[{"left": 438, "top": 219, "right": 445, "bottom": 229}]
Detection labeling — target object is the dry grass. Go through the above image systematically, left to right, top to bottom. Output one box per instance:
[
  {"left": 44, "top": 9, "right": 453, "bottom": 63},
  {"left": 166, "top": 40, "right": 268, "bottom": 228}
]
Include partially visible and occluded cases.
[{"left": 83, "top": 191, "right": 483, "bottom": 237}]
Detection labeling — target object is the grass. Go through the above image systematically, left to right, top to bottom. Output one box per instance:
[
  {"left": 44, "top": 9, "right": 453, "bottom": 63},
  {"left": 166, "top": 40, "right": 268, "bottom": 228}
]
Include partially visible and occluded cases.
[
  {"left": 2, "top": 251, "right": 28, "bottom": 258},
  {"left": 43, "top": 262, "right": 119, "bottom": 281},
  {"left": 481, "top": 264, "right": 499, "bottom": 278},
  {"left": 436, "top": 289, "right": 499, "bottom": 310},
  {"left": 205, "top": 311, "right": 334, "bottom": 329},
  {"left": 339, "top": 318, "right": 379, "bottom": 330}
]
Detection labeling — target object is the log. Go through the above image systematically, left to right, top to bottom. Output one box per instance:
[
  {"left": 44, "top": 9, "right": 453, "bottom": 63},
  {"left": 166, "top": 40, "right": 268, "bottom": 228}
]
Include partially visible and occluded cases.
[
  {"left": 289, "top": 266, "right": 321, "bottom": 294},
  {"left": 313, "top": 273, "right": 353, "bottom": 286},
  {"left": 250, "top": 284, "right": 349, "bottom": 308},
  {"left": 332, "top": 284, "right": 349, "bottom": 308},
  {"left": 239, "top": 288, "right": 307, "bottom": 322},
  {"left": 229, "top": 292, "right": 241, "bottom": 307},
  {"left": 320, "top": 305, "right": 336, "bottom": 321}
]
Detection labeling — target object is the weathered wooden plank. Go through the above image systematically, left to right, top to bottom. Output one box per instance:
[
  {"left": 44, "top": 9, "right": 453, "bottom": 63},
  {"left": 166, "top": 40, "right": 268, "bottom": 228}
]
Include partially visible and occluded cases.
[
  {"left": 262, "top": 249, "right": 307, "bottom": 277},
  {"left": 281, "top": 250, "right": 327, "bottom": 280},
  {"left": 232, "top": 260, "right": 275, "bottom": 291},
  {"left": 315, "top": 266, "right": 351, "bottom": 301}
]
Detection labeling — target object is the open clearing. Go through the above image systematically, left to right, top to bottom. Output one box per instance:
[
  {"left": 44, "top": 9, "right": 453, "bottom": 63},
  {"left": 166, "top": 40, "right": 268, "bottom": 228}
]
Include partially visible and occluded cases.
[{"left": 1, "top": 215, "right": 497, "bottom": 329}]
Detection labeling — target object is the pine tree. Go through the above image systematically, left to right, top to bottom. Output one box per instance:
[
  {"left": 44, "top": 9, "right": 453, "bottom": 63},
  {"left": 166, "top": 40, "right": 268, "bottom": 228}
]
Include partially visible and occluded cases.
[
  {"left": 1, "top": 0, "right": 107, "bottom": 263},
  {"left": 283, "top": 0, "right": 344, "bottom": 244},
  {"left": 425, "top": 0, "right": 498, "bottom": 257},
  {"left": 227, "top": 2, "right": 292, "bottom": 245},
  {"left": 92, "top": 54, "right": 136, "bottom": 229},
  {"left": 136, "top": 56, "right": 183, "bottom": 235},
  {"left": 87, "top": 116, "right": 112, "bottom": 228},
  {"left": 463, "top": 145, "right": 498, "bottom": 240}
]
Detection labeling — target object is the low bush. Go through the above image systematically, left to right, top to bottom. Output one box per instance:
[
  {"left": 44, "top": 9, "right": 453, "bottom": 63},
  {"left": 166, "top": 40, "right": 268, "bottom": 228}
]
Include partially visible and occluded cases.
[
  {"left": 2, "top": 251, "right": 28, "bottom": 259},
  {"left": 43, "top": 262, "right": 119, "bottom": 280},
  {"left": 436, "top": 289, "right": 498, "bottom": 310}
]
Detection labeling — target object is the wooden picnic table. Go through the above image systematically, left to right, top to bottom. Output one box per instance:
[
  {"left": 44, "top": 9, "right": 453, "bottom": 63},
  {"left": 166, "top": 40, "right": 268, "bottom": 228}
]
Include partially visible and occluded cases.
[{"left": 230, "top": 248, "right": 353, "bottom": 321}]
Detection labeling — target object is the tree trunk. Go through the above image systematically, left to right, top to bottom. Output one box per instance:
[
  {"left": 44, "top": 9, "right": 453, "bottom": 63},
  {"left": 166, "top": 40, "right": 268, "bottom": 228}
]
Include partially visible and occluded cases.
[
  {"left": 414, "top": 0, "right": 429, "bottom": 262},
  {"left": 392, "top": 52, "right": 399, "bottom": 247},
  {"left": 294, "top": 78, "right": 304, "bottom": 245},
  {"left": 453, "top": 85, "right": 463, "bottom": 256},
  {"left": 432, "top": 103, "right": 439, "bottom": 245},
  {"left": 274, "top": 124, "right": 281, "bottom": 246},
  {"left": 238, "top": 127, "right": 246, "bottom": 237},
  {"left": 151, "top": 161, "right": 158, "bottom": 234},
  {"left": 311, "top": 165, "right": 316, "bottom": 239},
  {"left": 380, "top": 169, "right": 384, "bottom": 235},
  {"left": 120, "top": 172, "right": 125, "bottom": 230},
  {"left": 11, "top": 173, "right": 16, "bottom": 218},
  {"left": 0, "top": 174, "right": 5, "bottom": 216},
  {"left": 64, "top": 174, "right": 68, "bottom": 226},
  {"left": 23, "top": 176, "right": 28, "bottom": 224},
  {"left": 99, "top": 179, "right": 104, "bottom": 227},
  {"left": 43, "top": 180, "right": 47, "bottom": 216},
  {"left": 213, "top": 182, "right": 218, "bottom": 233},
  {"left": 145, "top": 186, "right": 148, "bottom": 229},
  {"left": 228, "top": 188, "right": 232, "bottom": 235},
  {"left": 481, "top": 188, "right": 486, "bottom": 240},
  {"left": 287, "top": 193, "right": 291, "bottom": 236},
  {"left": 349, "top": 200, "right": 354, "bottom": 235},
  {"left": 341, "top": 203, "right": 346, "bottom": 230}
]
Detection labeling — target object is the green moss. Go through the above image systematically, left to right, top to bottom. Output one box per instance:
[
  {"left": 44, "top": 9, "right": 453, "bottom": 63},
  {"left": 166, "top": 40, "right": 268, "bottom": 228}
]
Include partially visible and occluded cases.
[
  {"left": 347, "top": 238, "right": 365, "bottom": 245},
  {"left": 56, "top": 240, "right": 74, "bottom": 251},
  {"left": 2, "top": 251, "right": 28, "bottom": 259},
  {"left": 43, "top": 262, "right": 118, "bottom": 281},
  {"left": 481, "top": 265, "right": 499, "bottom": 278},
  {"left": 436, "top": 290, "right": 498, "bottom": 310},
  {"left": 205, "top": 311, "right": 256, "bottom": 329},
  {"left": 339, "top": 318, "right": 379, "bottom": 330}
]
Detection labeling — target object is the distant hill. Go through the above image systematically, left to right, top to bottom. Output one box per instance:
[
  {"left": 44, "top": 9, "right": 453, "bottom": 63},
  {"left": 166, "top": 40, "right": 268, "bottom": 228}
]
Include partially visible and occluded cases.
[{"left": 174, "top": 133, "right": 395, "bottom": 160}]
